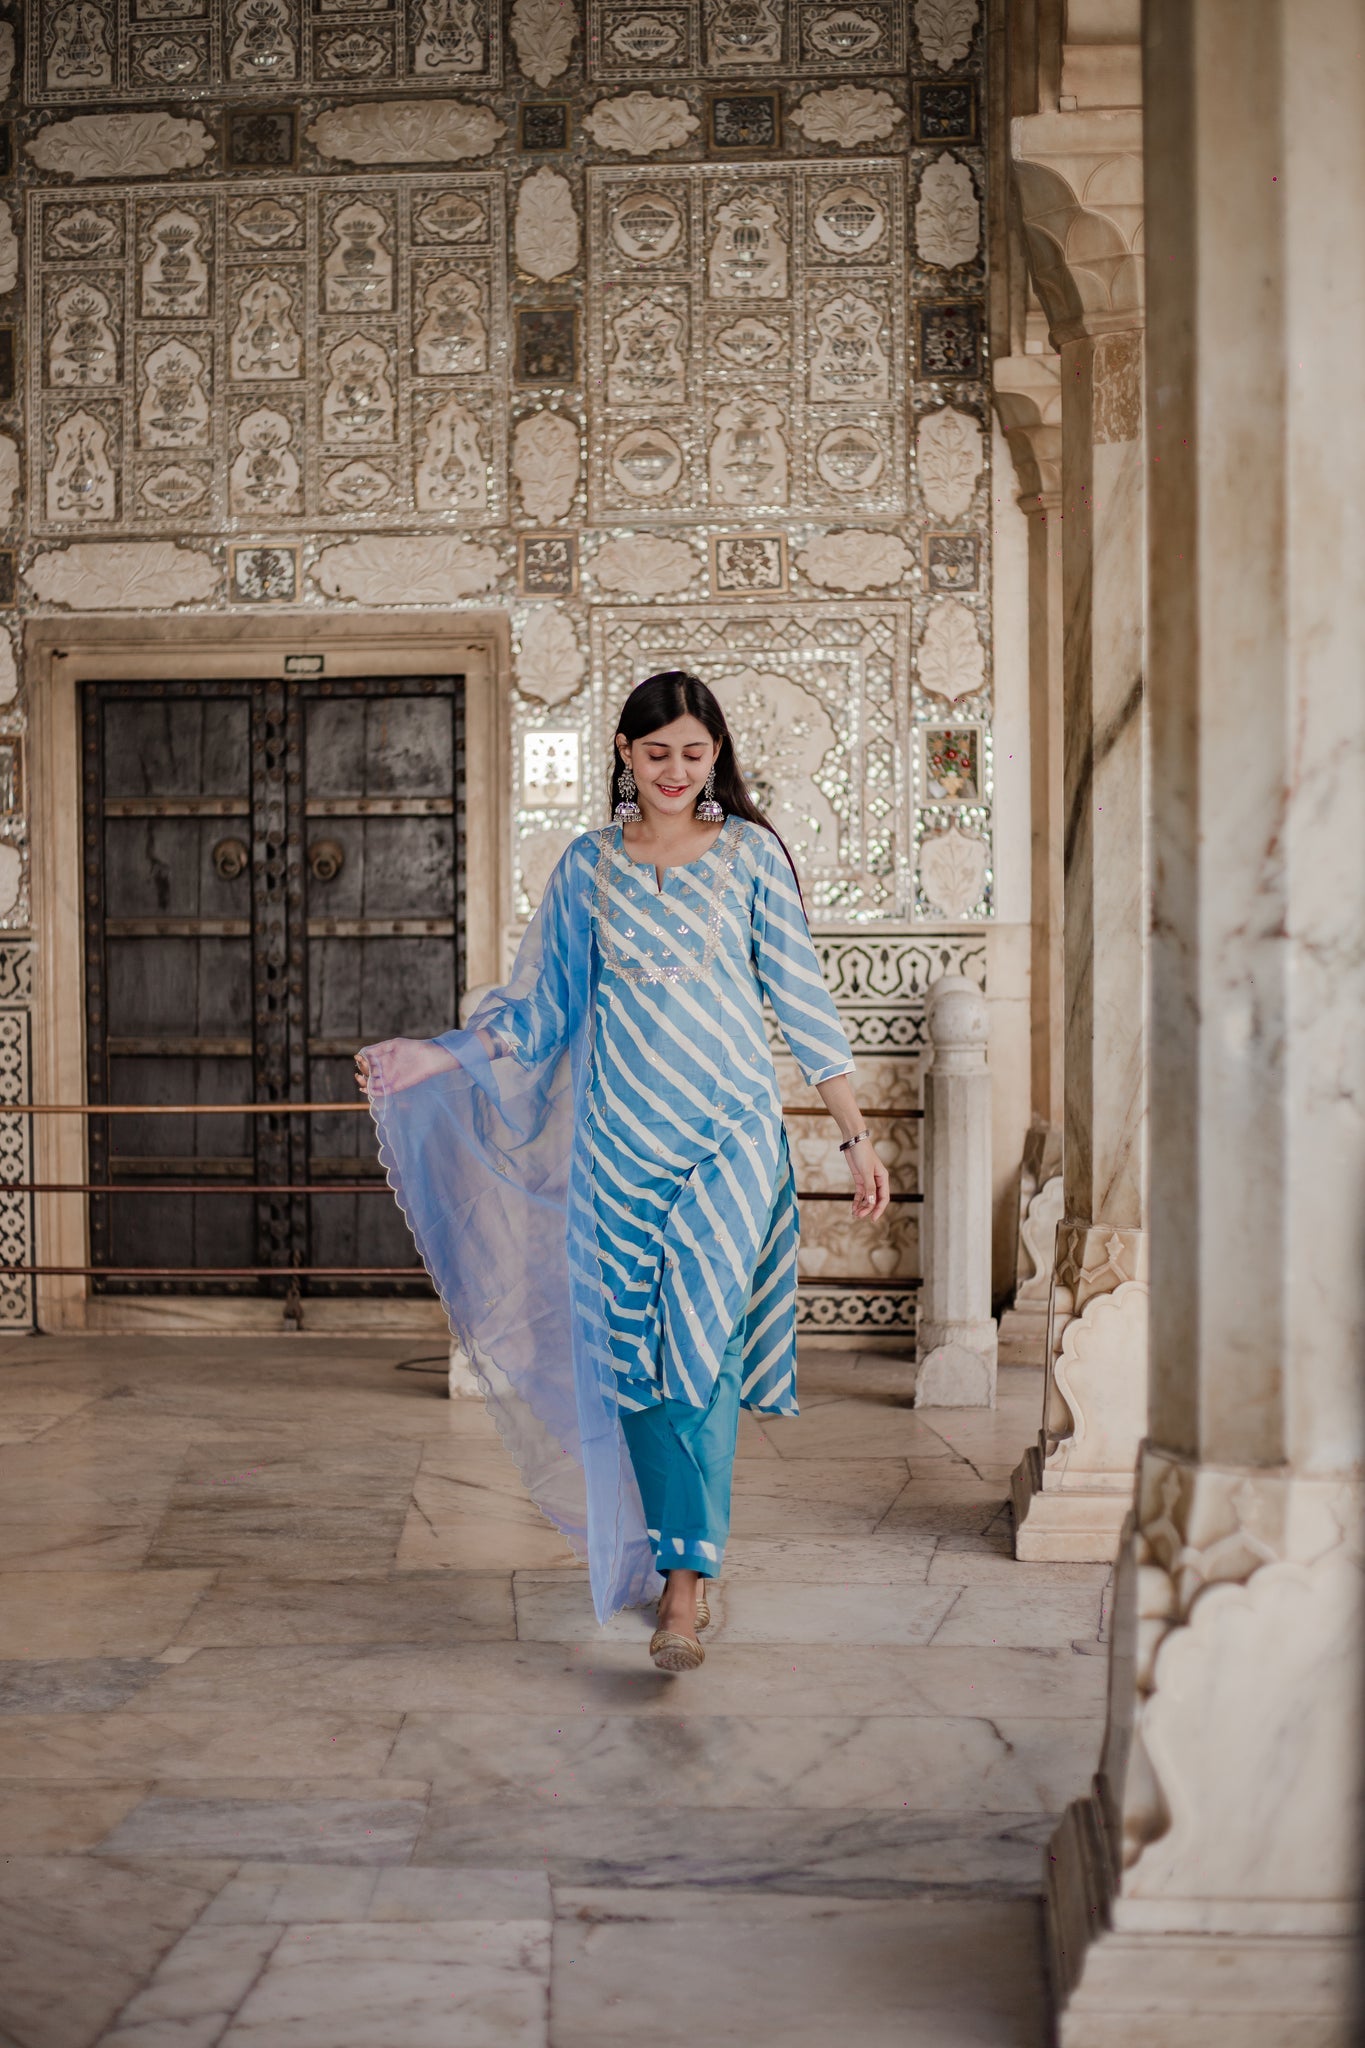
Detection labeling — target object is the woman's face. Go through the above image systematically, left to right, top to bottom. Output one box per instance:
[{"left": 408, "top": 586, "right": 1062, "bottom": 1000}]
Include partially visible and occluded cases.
[{"left": 619, "top": 714, "right": 720, "bottom": 820}]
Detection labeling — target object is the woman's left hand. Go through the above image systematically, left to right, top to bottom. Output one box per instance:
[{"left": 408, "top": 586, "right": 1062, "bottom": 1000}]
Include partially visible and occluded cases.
[{"left": 845, "top": 1136, "right": 891, "bottom": 1222}]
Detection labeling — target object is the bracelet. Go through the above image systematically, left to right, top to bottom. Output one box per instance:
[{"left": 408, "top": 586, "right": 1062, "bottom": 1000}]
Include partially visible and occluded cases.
[{"left": 838, "top": 1131, "right": 870, "bottom": 1153}]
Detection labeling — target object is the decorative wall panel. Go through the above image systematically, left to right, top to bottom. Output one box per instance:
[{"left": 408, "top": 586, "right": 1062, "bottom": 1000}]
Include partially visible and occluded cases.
[
  {"left": 27, "top": 0, "right": 504, "bottom": 104},
  {"left": 585, "top": 0, "right": 908, "bottom": 81},
  {"left": 587, "top": 157, "right": 906, "bottom": 524},
  {"left": 27, "top": 174, "right": 509, "bottom": 535},
  {"left": 590, "top": 599, "right": 910, "bottom": 918}
]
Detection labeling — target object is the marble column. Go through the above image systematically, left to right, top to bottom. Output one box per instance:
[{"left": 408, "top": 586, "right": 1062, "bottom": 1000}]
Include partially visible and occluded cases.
[
  {"left": 1050, "top": 1, "right": 1365, "bottom": 2036},
  {"left": 1005, "top": 106, "right": 1151, "bottom": 1559},
  {"left": 993, "top": 346, "right": 1064, "bottom": 1365},
  {"left": 914, "top": 976, "right": 997, "bottom": 1408}
]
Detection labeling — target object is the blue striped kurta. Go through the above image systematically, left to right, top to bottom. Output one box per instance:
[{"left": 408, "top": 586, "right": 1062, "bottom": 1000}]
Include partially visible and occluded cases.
[{"left": 582, "top": 816, "right": 853, "bottom": 1419}]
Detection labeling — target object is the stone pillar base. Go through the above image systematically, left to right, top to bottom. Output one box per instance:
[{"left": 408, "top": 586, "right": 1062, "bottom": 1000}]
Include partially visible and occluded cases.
[
  {"left": 1001, "top": 1164, "right": 1063, "bottom": 1365},
  {"left": 1013, "top": 1228, "right": 1149, "bottom": 1559},
  {"left": 913, "top": 1317, "right": 998, "bottom": 1408},
  {"left": 1011, "top": 1438, "right": 1134, "bottom": 1561},
  {"left": 1047, "top": 1455, "right": 1362, "bottom": 2047},
  {"left": 1049, "top": 1784, "right": 1355, "bottom": 2047}
]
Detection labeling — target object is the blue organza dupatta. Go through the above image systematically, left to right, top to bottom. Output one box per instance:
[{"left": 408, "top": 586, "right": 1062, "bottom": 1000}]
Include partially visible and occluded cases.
[{"left": 360, "top": 845, "right": 659, "bottom": 1624}]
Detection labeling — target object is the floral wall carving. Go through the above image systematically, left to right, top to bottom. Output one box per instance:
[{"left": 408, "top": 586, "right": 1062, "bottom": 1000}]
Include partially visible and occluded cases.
[
  {"left": 510, "top": 0, "right": 577, "bottom": 87},
  {"left": 788, "top": 87, "right": 905, "bottom": 149},
  {"left": 580, "top": 92, "right": 698, "bottom": 153},
  {"left": 305, "top": 101, "right": 506, "bottom": 164},
  {"left": 25, "top": 112, "right": 215, "bottom": 176},
  {"left": 514, "top": 167, "right": 580, "bottom": 282},
  {"left": 24, "top": 540, "right": 219, "bottom": 609}
]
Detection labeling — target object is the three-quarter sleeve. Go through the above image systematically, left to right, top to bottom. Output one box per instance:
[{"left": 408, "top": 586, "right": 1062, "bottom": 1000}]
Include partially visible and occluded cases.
[{"left": 748, "top": 829, "right": 854, "bottom": 1085}]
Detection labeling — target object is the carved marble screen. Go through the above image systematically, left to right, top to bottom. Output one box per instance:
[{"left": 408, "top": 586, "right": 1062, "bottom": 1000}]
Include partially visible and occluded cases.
[{"left": 0, "top": 0, "right": 993, "bottom": 1329}]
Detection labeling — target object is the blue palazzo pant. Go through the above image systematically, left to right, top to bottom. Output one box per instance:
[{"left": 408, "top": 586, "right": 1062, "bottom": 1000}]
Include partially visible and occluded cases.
[{"left": 620, "top": 1319, "right": 744, "bottom": 1580}]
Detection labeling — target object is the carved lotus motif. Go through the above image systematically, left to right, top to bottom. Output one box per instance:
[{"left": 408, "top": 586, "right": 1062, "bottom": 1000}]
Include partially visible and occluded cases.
[
  {"left": 510, "top": 0, "right": 576, "bottom": 85},
  {"left": 914, "top": 0, "right": 979, "bottom": 69},
  {"left": 788, "top": 86, "right": 905, "bottom": 150},
  {"left": 582, "top": 92, "right": 699, "bottom": 154},
  {"left": 305, "top": 99, "right": 505, "bottom": 164},
  {"left": 25, "top": 112, "right": 215, "bottom": 178},
  {"left": 915, "top": 155, "right": 980, "bottom": 270},
  {"left": 514, "top": 168, "right": 580, "bottom": 283},
  {"left": 917, "top": 406, "right": 984, "bottom": 521},
  {"left": 512, "top": 411, "right": 580, "bottom": 523},
  {"left": 796, "top": 531, "right": 912, "bottom": 593},
  {"left": 591, "top": 534, "right": 700, "bottom": 598},
  {"left": 310, "top": 535, "right": 502, "bottom": 603},
  {"left": 25, "top": 542, "right": 219, "bottom": 611},
  {"left": 917, "top": 598, "right": 986, "bottom": 703},
  {"left": 517, "top": 607, "right": 586, "bottom": 705},
  {"left": 918, "top": 825, "right": 988, "bottom": 920}
]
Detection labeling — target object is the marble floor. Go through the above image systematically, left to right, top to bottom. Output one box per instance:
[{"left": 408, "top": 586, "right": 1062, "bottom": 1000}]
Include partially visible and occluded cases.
[{"left": 0, "top": 1335, "right": 1110, "bottom": 2048}]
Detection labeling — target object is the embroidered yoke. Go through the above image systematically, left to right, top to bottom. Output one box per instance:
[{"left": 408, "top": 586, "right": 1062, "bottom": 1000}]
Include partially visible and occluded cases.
[{"left": 585, "top": 817, "right": 852, "bottom": 1417}]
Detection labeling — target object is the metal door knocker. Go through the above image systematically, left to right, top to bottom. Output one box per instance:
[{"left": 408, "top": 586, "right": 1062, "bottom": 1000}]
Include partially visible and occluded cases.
[
  {"left": 212, "top": 837, "right": 250, "bottom": 880},
  {"left": 308, "top": 837, "right": 345, "bottom": 882}
]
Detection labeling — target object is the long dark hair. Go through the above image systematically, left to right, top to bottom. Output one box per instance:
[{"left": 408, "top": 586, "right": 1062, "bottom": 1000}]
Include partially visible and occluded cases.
[{"left": 609, "top": 670, "right": 804, "bottom": 900}]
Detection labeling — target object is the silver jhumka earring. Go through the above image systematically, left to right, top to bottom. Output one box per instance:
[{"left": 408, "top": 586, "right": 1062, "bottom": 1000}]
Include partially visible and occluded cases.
[
  {"left": 614, "top": 760, "right": 642, "bottom": 823},
  {"left": 695, "top": 767, "right": 724, "bottom": 824}
]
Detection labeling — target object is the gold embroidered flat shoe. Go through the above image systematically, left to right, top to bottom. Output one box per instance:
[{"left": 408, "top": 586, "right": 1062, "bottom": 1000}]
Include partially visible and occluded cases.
[
  {"left": 695, "top": 1583, "right": 712, "bottom": 1630},
  {"left": 650, "top": 1627, "right": 705, "bottom": 1673}
]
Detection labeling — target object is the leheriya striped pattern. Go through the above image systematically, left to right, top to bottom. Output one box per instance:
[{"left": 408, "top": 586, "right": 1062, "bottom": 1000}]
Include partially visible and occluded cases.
[{"left": 585, "top": 819, "right": 854, "bottom": 1417}]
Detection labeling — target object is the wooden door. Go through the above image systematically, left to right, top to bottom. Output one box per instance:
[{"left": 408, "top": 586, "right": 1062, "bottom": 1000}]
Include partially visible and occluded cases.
[{"left": 82, "top": 675, "right": 464, "bottom": 1298}]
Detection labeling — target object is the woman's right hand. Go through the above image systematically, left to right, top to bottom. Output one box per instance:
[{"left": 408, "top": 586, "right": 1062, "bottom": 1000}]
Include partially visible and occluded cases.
[{"left": 354, "top": 1037, "right": 460, "bottom": 1098}]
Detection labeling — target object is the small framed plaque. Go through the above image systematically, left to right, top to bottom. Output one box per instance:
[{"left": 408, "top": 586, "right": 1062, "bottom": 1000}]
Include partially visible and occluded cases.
[
  {"left": 911, "top": 78, "right": 978, "bottom": 144},
  {"left": 706, "top": 91, "right": 781, "bottom": 154},
  {"left": 519, "top": 101, "right": 571, "bottom": 151},
  {"left": 224, "top": 107, "right": 298, "bottom": 170},
  {"left": 917, "top": 302, "right": 983, "bottom": 380},
  {"left": 515, "top": 308, "right": 578, "bottom": 385},
  {"left": 709, "top": 532, "right": 787, "bottom": 595},
  {"left": 924, "top": 532, "right": 981, "bottom": 592},
  {"left": 518, "top": 533, "right": 578, "bottom": 597},
  {"left": 228, "top": 544, "right": 300, "bottom": 604},
  {"left": 920, "top": 724, "right": 984, "bottom": 805},
  {"left": 0, "top": 739, "right": 22, "bottom": 817}
]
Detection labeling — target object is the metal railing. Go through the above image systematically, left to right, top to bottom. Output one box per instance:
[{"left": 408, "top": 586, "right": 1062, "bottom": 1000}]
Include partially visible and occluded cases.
[{"left": 1, "top": 1099, "right": 924, "bottom": 1286}]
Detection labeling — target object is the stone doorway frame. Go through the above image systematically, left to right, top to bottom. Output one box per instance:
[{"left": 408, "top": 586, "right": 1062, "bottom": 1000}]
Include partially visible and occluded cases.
[{"left": 25, "top": 608, "right": 510, "bottom": 1334}]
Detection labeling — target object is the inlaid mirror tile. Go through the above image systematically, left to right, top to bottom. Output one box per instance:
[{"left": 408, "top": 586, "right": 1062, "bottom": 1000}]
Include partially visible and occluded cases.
[
  {"left": 28, "top": 0, "right": 502, "bottom": 100},
  {"left": 587, "top": 159, "right": 907, "bottom": 525},
  {"left": 26, "top": 174, "right": 508, "bottom": 535}
]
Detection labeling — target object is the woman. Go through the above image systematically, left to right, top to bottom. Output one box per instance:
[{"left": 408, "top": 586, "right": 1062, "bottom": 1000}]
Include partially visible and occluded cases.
[{"left": 356, "top": 672, "right": 889, "bottom": 1672}]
